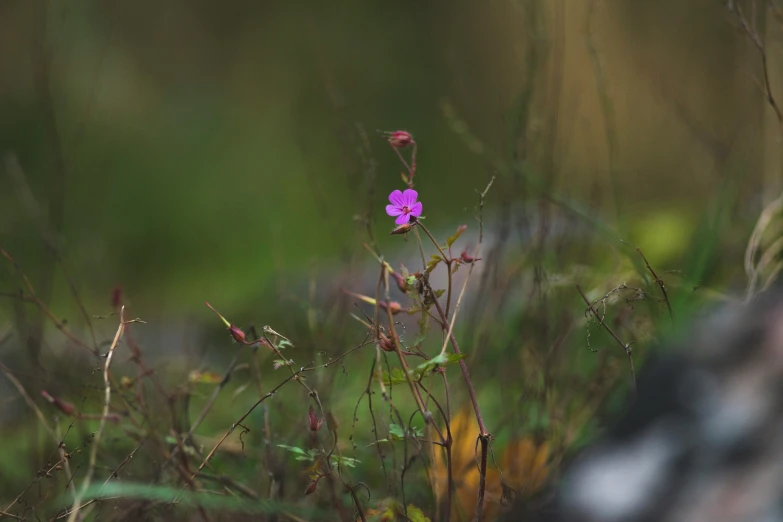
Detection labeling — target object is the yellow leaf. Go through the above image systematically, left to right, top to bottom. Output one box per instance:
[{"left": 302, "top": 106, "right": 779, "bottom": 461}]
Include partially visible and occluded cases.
[{"left": 431, "top": 407, "right": 550, "bottom": 521}]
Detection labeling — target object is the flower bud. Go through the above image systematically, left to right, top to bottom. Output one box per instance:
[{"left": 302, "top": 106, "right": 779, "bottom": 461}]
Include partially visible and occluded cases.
[
  {"left": 387, "top": 130, "right": 413, "bottom": 148},
  {"left": 390, "top": 223, "right": 412, "bottom": 235},
  {"left": 460, "top": 250, "right": 482, "bottom": 264},
  {"left": 391, "top": 272, "right": 408, "bottom": 293},
  {"left": 380, "top": 300, "right": 403, "bottom": 315},
  {"left": 228, "top": 324, "right": 246, "bottom": 344},
  {"left": 378, "top": 333, "right": 396, "bottom": 352},
  {"left": 308, "top": 405, "right": 324, "bottom": 432},
  {"left": 305, "top": 481, "right": 318, "bottom": 496}
]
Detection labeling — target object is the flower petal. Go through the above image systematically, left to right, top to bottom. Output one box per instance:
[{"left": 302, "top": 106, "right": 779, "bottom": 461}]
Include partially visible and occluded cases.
[
  {"left": 401, "top": 189, "right": 418, "bottom": 207},
  {"left": 388, "top": 190, "right": 404, "bottom": 206},
  {"left": 409, "top": 201, "right": 422, "bottom": 217},
  {"left": 386, "top": 204, "right": 403, "bottom": 217},
  {"left": 395, "top": 213, "right": 411, "bottom": 225}
]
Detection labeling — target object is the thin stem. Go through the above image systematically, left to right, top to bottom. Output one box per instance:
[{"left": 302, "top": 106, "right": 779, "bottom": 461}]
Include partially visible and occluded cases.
[
  {"left": 417, "top": 222, "right": 449, "bottom": 263},
  {"left": 416, "top": 223, "right": 455, "bottom": 321},
  {"left": 0, "top": 246, "right": 97, "bottom": 356},
  {"left": 636, "top": 248, "right": 673, "bottom": 322},
  {"left": 383, "top": 275, "right": 441, "bottom": 440},
  {"left": 421, "top": 278, "right": 489, "bottom": 522},
  {"left": 424, "top": 281, "right": 487, "bottom": 436},
  {"left": 576, "top": 284, "right": 637, "bottom": 398},
  {"left": 67, "top": 307, "right": 143, "bottom": 522},
  {"left": 196, "top": 365, "right": 313, "bottom": 472},
  {"left": 441, "top": 372, "right": 452, "bottom": 522},
  {"left": 474, "top": 435, "right": 489, "bottom": 522},
  {"left": 349, "top": 486, "right": 367, "bottom": 522}
]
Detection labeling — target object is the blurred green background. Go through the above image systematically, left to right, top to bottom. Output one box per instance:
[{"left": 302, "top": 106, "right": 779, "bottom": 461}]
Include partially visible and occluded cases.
[{"left": 0, "top": 0, "right": 772, "bottom": 316}]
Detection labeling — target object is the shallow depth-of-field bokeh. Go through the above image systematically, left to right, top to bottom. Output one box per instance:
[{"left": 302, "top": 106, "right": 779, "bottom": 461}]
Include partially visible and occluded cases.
[{"left": 1, "top": 1, "right": 782, "bottom": 521}]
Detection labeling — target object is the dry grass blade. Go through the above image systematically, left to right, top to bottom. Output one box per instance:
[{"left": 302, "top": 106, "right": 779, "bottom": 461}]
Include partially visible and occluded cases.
[
  {"left": 745, "top": 193, "right": 783, "bottom": 300},
  {"left": 66, "top": 306, "right": 144, "bottom": 522}
]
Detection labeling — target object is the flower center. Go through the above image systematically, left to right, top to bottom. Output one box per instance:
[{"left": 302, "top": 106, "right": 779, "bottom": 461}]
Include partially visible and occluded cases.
[{"left": 402, "top": 206, "right": 410, "bottom": 214}]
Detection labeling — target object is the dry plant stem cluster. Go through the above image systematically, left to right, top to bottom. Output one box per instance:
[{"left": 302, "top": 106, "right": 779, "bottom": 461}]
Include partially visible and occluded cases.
[
  {"left": 725, "top": 0, "right": 783, "bottom": 125},
  {"left": 1, "top": 132, "right": 497, "bottom": 521},
  {"left": 373, "top": 133, "right": 496, "bottom": 521},
  {"left": 0, "top": 246, "right": 96, "bottom": 355},
  {"left": 575, "top": 246, "right": 676, "bottom": 401},
  {"left": 576, "top": 285, "right": 637, "bottom": 399},
  {"left": 204, "top": 304, "right": 380, "bottom": 520},
  {"left": 66, "top": 306, "right": 144, "bottom": 522},
  {"left": 0, "top": 362, "right": 76, "bottom": 515},
  {"left": 195, "top": 364, "right": 314, "bottom": 473}
]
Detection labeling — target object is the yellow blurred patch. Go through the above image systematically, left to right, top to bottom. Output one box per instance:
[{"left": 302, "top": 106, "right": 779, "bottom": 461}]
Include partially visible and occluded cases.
[
  {"left": 631, "top": 210, "right": 692, "bottom": 265},
  {"left": 188, "top": 370, "right": 223, "bottom": 384},
  {"left": 431, "top": 407, "right": 549, "bottom": 521}
]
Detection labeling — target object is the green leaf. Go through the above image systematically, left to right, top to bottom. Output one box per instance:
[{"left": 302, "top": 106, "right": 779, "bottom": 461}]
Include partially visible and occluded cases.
[
  {"left": 446, "top": 225, "right": 468, "bottom": 247},
  {"left": 425, "top": 255, "right": 443, "bottom": 273},
  {"left": 434, "top": 289, "right": 446, "bottom": 298},
  {"left": 409, "top": 332, "right": 428, "bottom": 349},
  {"left": 383, "top": 353, "right": 468, "bottom": 386},
  {"left": 413, "top": 353, "right": 468, "bottom": 378},
  {"left": 272, "top": 359, "right": 292, "bottom": 370},
  {"left": 382, "top": 367, "right": 409, "bottom": 386},
  {"left": 389, "top": 423, "right": 406, "bottom": 440},
  {"left": 389, "top": 423, "right": 423, "bottom": 440},
  {"left": 278, "top": 444, "right": 309, "bottom": 457},
  {"left": 333, "top": 455, "right": 360, "bottom": 468},
  {"left": 70, "top": 482, "right": 324, "bottom": 517},
  {"left": 407, "top": 504, "right": 432, "bottom": 522}
]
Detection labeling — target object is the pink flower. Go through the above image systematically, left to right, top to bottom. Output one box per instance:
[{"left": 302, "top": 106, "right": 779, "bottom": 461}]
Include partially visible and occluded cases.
[{"left": 386, "top": 189, "right": 422, "bottom": 225}]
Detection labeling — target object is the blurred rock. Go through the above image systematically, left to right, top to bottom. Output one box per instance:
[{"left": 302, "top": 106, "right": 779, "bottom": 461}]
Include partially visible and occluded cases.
[{"left": 503, "top": 290, "right": 783, "bottom": 522}]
